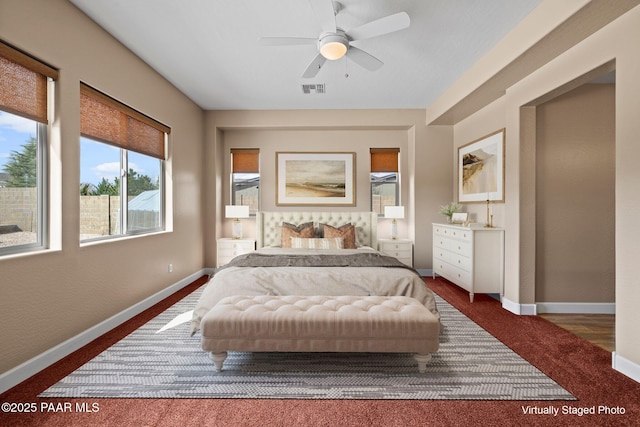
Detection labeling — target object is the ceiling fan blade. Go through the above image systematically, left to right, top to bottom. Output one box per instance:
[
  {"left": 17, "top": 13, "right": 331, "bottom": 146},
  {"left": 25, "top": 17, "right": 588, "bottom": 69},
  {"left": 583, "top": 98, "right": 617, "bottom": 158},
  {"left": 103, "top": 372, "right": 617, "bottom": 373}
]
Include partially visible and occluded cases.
[
  {"left": 308, "top": 0, "right": 336, "bottom": 33},
  {"left": 347, "top": 11, "right": 410, "bottom": 41},
  {"left": 259, "top": 37, "right": 316, "bottom": 46},
  {"left": 346, "top": 46, "right": 383, "bottom": 71},
  {"left": 302, "top": 52, "right": 327, "bottom": 78}
]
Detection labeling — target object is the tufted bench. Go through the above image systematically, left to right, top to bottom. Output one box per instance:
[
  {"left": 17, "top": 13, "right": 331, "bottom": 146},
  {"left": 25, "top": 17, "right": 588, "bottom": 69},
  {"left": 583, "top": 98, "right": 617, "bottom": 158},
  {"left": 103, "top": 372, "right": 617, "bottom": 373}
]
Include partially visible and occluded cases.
[{"left": 200, "top": 295, "right": 440, "bottom": 373}]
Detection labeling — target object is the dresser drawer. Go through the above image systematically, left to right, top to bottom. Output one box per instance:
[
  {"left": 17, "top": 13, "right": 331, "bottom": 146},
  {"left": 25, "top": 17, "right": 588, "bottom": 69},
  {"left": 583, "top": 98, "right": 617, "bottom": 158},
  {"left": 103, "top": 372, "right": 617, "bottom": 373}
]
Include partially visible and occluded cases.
[
  {"left": 433, "top": 225, "right": 472, "bottom": 242},
  {"left": 434, "top": 236, "right": 471, "bottom": 256},
  {"left": 217, "top": 239, "right": 255, "bottom": 267},
  {"left": 378, "top": 239, "right": 413, "bottom": 267},
  {"left": 218, "top": 241, "right": 253, "bottom": 253},
  {"left": 379, "top": 241, "right": 412, "bottom": 251},
  {"left": 380, "top": 248, "right": 412, "bottom": 258},
  {"left": 433, "top": 248, "right": 471, "bottom": 272},
  {"left": 434, "top": 260, "right": 472, "bottom": 290}
]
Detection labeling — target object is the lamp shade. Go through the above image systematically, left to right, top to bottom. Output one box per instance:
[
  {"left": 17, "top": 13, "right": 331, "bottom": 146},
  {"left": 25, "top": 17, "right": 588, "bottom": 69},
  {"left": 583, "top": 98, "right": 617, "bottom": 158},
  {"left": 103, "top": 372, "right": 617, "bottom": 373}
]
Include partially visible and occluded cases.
[
  {"left": 318, "top": 33, "right": 348, "bottom": 60},
  {"left": 225, "top": 205, "right": 250, "bottom": 219},
  {"left": 384, "top": 206, "right": 405, "bottom": 219}
]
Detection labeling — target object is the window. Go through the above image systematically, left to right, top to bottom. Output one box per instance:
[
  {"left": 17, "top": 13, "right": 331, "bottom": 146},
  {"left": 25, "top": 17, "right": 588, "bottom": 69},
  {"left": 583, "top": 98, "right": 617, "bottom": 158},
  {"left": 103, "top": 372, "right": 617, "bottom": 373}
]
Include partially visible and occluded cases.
[
  {"left": 0, "top": 41, "right": 57, "bottom": 256},
  {"left": 79, "top": 83, "right": 169, "bottom": 241},
  {"left": 231, "top": 148, "right": 259, "bottom": 215},
  {"left": 370, "top": 148, "right": 400, "bottom": 215}
]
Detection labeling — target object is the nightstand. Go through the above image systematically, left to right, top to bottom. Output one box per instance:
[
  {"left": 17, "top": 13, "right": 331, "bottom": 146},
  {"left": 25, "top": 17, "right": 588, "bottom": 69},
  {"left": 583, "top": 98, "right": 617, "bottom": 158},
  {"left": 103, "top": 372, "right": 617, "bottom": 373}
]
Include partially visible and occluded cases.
[
  {"left": 217, "top": 238, "right": 255, "bottom": 267},
  {"left": 378, "top": 238, "right": 413, "bottom": 267}
]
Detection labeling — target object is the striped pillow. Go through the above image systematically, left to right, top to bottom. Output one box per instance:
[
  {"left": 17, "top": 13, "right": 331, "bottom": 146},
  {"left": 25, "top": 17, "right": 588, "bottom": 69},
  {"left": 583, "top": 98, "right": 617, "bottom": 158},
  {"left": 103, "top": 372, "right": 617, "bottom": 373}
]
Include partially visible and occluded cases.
[{"left": 290, "top": 237, "right": 344, "bottom": 250}]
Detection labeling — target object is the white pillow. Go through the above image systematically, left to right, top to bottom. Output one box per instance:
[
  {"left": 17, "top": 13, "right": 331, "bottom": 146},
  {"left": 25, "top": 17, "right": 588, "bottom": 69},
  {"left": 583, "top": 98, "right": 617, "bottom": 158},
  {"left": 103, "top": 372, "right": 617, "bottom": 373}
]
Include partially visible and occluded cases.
[{"left": 290, "top": 237, "right": 344, "bottom": 250}]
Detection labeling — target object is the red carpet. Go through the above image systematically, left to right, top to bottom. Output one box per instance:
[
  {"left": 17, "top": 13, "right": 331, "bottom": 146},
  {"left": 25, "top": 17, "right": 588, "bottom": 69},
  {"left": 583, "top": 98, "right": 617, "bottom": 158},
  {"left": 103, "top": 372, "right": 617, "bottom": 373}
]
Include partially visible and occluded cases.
[{"left": 1, "top": 276, "right": 639, "bottom": 426}]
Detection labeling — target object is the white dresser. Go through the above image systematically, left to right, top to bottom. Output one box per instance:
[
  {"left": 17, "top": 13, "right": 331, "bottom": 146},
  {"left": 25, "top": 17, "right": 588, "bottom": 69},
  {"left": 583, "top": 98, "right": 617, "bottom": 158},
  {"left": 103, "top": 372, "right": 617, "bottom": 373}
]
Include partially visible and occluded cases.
[
  {"left": 432, "top": 223, "right": 504, "bottom": 302},
  {"left": 217, "top": 238, "right": 255, "bottom": 267},
  {"left": 378, "top": 238, "right": 413, "bottom": 267}
]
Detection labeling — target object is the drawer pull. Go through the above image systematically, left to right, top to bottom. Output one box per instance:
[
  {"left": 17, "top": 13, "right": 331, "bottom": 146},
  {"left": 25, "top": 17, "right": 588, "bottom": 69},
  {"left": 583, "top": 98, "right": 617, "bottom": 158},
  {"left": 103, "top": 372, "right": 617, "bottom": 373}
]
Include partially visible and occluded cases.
[{"left": 458, "top": 246, "right": 461, "bottom": 250}]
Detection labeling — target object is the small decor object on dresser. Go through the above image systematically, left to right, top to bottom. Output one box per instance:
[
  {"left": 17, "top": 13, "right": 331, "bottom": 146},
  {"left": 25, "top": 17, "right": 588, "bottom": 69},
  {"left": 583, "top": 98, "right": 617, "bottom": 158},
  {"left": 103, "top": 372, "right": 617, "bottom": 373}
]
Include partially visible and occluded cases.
[
  {"left": 439, "top": 202, "right": 461, "bottom": 223},
  {"left": 432, "top": 223, "right": 504, "bottom": 302},
  {"left": 216, "top": 238, "right": 255, "bottom": 267},
  {"left": 378, "top": 238, "right": 413, "bottom": 267}
]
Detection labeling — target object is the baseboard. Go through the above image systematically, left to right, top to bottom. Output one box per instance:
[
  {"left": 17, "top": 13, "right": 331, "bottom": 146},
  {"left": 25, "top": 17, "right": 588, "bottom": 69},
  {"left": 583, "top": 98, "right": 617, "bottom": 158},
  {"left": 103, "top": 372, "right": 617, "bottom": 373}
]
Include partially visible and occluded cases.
[
  {"left": 417, "top": 268, "right": 433, "bottom": 277},
  {"left": 0, "top": 269, "right": 211, "bottom": 395},
  {"left": 502, "top": 297, "right": 537, "bottom": 315},
  {"left": 537, "top": 302, "right": 615, "bottom": 314},
  {"left": 612, "top": 352, "right": 640, "bottom": 383}
]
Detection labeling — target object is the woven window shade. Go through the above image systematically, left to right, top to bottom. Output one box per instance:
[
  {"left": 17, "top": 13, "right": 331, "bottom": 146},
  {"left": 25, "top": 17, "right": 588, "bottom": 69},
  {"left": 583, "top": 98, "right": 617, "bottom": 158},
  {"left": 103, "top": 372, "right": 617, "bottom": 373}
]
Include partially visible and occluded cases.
[
  {"left": 0, "top": 41, "right": 58, "bottom": 124},
  {"left": 80, "top": 83, "right": 169, "bottom": 160},
  {"left": 370, "top": 148, "right": 399, "bottom": 172},
  {"left": 232, "top": 149, "right": 259, "bottom": 173}
]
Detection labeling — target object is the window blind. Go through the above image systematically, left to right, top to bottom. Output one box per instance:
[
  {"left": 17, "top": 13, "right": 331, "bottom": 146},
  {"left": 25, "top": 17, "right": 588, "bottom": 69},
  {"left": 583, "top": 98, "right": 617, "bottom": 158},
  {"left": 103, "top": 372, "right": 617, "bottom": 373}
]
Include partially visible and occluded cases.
[
  {"left": 0, "top": 41, "right": 58, "bottom": 124},
  {"left": 80, "top": 83, "right": 170, "bottom": 160},
  {"left": 232, "top": 148, "right": 259, "bottom": 173},
  {"left": 370, "top": 148, "right": 400, "bottom": 172}
]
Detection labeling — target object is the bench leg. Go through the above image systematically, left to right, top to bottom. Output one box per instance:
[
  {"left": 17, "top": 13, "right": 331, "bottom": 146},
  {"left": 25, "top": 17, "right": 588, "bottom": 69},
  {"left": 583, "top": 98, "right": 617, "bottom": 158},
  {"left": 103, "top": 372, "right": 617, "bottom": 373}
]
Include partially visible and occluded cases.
[
  {"left": 210, "top": 351, "right": 228, "bottom": 372},
  {"left": 413, "top": 353, "right": 432, "bottom": 373}
]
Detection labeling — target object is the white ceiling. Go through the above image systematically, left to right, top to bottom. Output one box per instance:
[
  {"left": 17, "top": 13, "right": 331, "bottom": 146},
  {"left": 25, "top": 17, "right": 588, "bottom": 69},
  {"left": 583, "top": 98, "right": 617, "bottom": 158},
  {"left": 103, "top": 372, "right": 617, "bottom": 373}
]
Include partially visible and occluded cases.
[{"left": 69, "top": 0, "right": 542, "bottom": 110}]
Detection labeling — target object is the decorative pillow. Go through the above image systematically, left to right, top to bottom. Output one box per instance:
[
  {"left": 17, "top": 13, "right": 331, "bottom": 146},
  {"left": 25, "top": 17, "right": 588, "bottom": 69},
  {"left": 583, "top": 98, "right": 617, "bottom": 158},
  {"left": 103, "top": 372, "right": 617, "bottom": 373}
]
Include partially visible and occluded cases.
[
  {"left": 281, "top": 222, "right": 314, "bottom": 248},
  {"left": 317, "top": 222, "right": 351, "bottom": 238},
  {"left": 323, "top": 223, "right": 357, "bottom": 249},
  {"left": 290, "top": 237, "right": 344, "bottom": 250}
]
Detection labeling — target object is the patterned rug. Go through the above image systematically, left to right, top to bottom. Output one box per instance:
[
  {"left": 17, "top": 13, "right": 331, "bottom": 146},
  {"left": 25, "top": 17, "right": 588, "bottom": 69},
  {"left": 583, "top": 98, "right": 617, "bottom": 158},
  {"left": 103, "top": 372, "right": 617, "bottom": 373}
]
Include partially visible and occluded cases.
[{"left": 40, "top": 287, "right": 575, "bottom": 400}]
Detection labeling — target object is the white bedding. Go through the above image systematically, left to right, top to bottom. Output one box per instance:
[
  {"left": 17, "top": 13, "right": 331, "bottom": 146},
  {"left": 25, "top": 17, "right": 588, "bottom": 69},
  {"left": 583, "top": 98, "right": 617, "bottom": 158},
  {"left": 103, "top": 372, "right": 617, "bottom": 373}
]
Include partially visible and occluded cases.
[{"left": 191, "top": 247, "right": 440, "bottom": 334}]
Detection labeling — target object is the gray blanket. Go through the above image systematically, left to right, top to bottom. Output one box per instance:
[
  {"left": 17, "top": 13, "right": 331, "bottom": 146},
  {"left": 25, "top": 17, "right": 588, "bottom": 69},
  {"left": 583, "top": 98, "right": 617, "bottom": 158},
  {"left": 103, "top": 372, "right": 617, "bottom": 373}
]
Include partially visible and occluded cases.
[{"left": 220, "top": 252, "right": 420, "bottom": 274}]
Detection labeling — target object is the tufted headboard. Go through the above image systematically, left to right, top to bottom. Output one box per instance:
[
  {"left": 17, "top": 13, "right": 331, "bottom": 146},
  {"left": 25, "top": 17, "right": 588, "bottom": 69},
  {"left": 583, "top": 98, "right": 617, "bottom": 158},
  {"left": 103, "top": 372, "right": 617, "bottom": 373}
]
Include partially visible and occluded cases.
[{"left": 256, "top": 211, "right": 378, "bottom": 249}]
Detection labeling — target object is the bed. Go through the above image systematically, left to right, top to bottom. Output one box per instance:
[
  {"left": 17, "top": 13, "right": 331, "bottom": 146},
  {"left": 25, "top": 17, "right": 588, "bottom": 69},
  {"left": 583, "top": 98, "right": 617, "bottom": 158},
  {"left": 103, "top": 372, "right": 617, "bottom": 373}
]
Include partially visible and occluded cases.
[{"left": 191, "top": 211, "right": 440, "bottom": 371}]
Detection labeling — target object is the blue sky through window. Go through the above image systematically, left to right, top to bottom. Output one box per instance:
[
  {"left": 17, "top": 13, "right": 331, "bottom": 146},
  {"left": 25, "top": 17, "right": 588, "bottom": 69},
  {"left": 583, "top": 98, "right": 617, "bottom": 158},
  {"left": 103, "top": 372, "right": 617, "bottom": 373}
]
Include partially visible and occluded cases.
[
  {"left": 0, "top": 112, "right": 159, "bottom": 186},
  {"left": 0, "top": 112, "right": 36, "bottom": 173}
]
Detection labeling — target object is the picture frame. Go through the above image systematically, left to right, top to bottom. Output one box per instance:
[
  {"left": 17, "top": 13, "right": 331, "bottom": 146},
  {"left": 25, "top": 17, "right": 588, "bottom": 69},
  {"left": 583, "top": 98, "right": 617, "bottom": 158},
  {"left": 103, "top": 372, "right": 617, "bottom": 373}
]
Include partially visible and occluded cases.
[
  {"left": 458, "top": 129, "right": 505, "bottom": 203},
  {"left": 276, "top": 152, "right": 356, "bottom": 206},
  {"left": 451, "top": 212, "right": 469, "bottom": 224}
]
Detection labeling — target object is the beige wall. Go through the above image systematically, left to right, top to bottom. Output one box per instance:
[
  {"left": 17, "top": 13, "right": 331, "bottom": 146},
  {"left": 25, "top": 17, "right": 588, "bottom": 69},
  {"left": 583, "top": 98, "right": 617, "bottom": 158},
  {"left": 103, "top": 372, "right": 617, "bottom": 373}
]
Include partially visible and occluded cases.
[
  {"left": 0, "top": 0, "right": 205, "bottom": 375},
  {"left": 431, "top": 2, "right": 640, "bottom": 375},
  {"left": 503, "top": 5, "right": 640, "bottom": 366},
  {"left": 535, "top": 84, "right": 615, "bottom": 303},
  {"left": 453, "top": 97, "right": 507, "bottom": 226},
  {"left": 203, "top": 110, "right": 452, "bottom": 270}
]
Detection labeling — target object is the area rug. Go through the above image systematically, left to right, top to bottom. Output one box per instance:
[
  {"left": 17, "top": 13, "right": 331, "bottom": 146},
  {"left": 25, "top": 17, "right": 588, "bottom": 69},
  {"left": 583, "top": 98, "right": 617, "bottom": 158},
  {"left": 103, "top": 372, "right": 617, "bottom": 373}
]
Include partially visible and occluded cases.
[{"left": 39, "top": 287, "right": 575, "bottom": 400}]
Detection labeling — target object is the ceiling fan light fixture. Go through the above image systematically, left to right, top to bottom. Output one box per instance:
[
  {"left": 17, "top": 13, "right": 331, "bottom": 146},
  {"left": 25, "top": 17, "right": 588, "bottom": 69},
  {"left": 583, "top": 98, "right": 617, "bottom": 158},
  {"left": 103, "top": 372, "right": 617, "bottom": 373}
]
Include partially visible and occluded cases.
[{"left": 318, "top": 33, "right": 348, "bottom": 60}]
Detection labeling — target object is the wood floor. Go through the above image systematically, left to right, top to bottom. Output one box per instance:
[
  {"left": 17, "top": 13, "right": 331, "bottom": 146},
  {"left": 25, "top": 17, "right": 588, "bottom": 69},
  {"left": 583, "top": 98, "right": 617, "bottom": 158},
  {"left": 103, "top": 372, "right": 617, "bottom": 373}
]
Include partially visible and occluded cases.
[{"left": 539, "top": 313, "right": 615, "bottom": 352}]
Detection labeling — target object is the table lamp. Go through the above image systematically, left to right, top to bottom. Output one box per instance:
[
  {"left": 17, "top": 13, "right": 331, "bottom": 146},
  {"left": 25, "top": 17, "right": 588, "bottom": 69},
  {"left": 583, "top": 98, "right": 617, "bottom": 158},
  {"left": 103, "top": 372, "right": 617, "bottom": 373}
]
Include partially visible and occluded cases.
[
  {"left": 225, "top": 205, "right": 250, "bottom": 239},
  {"left": 384, "top": 206, "right": 404, "bottom": 240}
]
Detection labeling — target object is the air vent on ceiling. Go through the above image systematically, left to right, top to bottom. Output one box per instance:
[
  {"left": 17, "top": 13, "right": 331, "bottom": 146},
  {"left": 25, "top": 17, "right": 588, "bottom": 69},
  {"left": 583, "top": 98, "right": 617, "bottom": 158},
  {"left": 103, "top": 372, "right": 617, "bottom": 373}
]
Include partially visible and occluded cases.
[{"left": 302, "top": 83, "right": 325, "bottom": 94}]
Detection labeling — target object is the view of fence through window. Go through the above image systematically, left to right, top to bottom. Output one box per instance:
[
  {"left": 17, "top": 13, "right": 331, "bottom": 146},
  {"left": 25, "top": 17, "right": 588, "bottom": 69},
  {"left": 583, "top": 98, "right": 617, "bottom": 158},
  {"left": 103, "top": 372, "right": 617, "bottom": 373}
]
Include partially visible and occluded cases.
[
  {"left": 0, "top": 112, "right": 40, "bottom": 249},
  {"left": 80, "top": 137, "right": 162, "bottom": 240},
  {"left": 371, "top": 172, "right": 399, "bottom": 215}
]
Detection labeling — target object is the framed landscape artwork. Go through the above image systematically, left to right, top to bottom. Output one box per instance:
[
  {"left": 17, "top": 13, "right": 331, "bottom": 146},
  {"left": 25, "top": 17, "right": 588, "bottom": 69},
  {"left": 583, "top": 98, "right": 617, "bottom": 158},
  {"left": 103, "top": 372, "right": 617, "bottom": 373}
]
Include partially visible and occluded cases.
[
  {"left": 458, "top": 129, "right": 505, "bottom": 203},
  {"left": 276, "top": 152, "right": 356, "bottom": 206}
]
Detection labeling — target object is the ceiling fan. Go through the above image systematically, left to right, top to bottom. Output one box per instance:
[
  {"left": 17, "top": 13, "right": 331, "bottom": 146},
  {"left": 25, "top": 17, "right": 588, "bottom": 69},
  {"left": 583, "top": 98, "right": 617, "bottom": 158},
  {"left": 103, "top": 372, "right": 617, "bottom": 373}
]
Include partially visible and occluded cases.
[{"left": 259, "top": 0, "right": 410, "bottom": 78}]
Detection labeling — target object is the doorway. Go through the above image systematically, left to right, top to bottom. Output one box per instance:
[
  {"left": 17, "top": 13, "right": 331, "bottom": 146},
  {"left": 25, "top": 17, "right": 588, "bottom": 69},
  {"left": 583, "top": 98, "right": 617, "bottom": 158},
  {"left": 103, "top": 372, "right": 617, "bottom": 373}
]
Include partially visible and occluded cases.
[{"left": 534, "top": 75, "right": 615, "bottom": 331}]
